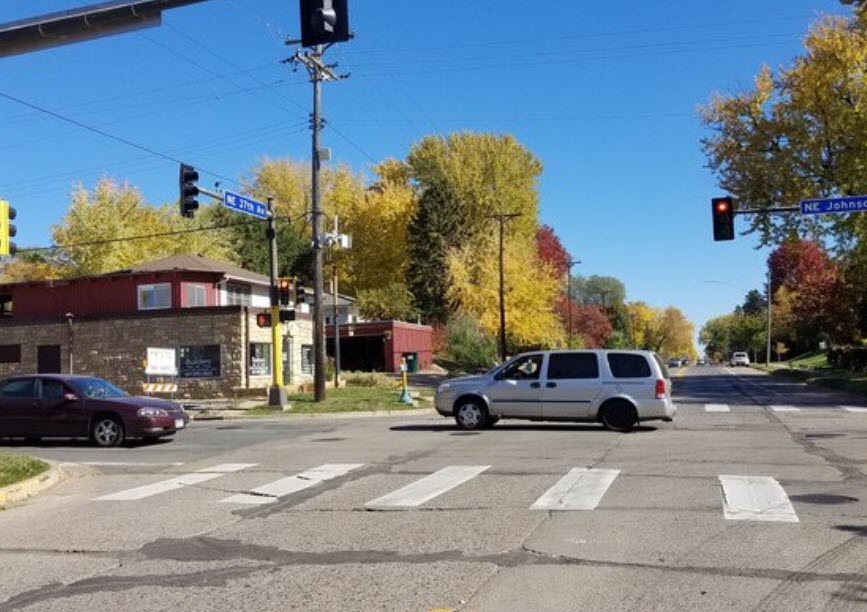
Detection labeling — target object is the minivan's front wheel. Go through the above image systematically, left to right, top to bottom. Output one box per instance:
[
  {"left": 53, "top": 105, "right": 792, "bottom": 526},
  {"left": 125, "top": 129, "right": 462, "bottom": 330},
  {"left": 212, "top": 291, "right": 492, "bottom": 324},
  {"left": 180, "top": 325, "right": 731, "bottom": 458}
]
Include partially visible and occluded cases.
[
  {"left": 454, "top": 399, "right": 488, "bottom": 431},
  {"left": 600, "top": 401, "right": 638, "bottom": 433}
]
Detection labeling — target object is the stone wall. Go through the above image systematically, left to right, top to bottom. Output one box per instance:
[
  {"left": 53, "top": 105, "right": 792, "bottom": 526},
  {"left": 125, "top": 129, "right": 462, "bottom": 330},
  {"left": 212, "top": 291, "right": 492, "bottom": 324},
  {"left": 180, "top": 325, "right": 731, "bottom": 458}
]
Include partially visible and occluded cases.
[{"left": 0, "top": 307, "right": 314, "bottom": 399}]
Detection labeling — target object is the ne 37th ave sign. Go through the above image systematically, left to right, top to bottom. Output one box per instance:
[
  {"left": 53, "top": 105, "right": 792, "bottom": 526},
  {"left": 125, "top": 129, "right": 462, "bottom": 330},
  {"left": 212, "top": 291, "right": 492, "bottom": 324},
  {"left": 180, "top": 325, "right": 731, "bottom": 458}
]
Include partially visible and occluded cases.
[
  {"left": 223, "top": 191, "right": 269, "bottom": 220},
  {"left": 801, "top": 196, "right": 867, "bottom": 216}
]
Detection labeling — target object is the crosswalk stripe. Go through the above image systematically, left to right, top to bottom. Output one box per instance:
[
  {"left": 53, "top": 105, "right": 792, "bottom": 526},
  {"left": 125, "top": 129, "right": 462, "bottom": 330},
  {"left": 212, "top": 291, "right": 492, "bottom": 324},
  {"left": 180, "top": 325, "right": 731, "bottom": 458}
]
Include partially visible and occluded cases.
[
  {"left": 705, "top": 404, "right": 730, "bottom": 412},
  {"left": 770, "top": 405, "right": 800, "bottom": 412},
  {"left": 843, "top": 406, "right": 867, "bottom": 414},
  {"left": 97, "top": 463, "right": 257, "bottom": 501},
  {"left": 221, "top": 463, "right": 364, "bottom": 505},
  {"left": 365, "top": 465, "right": 490, "bottom": 510},
  {"left": 530, "top": 468, "right": 620, "bottom": 511},
  {"left": 718, "top": 475, "right": 798, "bottom": 523}
]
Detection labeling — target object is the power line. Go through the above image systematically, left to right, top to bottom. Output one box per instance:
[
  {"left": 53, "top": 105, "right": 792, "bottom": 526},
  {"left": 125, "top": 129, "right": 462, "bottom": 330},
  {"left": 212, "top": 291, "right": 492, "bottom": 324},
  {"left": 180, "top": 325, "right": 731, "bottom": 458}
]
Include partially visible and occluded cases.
[{"left": 0, "top": 89, "right": 243, "bottom": 188}]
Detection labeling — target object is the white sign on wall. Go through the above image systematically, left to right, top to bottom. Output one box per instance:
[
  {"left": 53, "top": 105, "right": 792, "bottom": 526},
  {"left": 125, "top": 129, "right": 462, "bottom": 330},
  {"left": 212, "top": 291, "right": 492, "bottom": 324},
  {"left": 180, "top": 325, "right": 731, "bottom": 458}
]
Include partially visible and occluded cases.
[{"left": 146, "top": 347, "right": 178, "bottom": 376}]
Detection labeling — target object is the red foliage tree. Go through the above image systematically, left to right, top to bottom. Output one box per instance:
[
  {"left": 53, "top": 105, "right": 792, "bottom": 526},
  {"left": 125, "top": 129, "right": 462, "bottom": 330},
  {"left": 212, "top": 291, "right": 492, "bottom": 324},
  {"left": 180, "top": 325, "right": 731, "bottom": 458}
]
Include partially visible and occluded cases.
[
  {"left": 536, "top": 225, "right": 571, "bottom": 279},
  {"left": 555, "top": 297, "right": 613, "bottom": 348}
]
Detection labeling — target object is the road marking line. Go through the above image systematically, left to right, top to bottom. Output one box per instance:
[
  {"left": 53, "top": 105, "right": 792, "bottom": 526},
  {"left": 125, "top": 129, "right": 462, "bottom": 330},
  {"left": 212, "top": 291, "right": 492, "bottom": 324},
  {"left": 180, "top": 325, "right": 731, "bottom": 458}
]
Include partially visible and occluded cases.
[
  {"left": 705, "top": 404, "right": 730, "bottom": 412},
  {"left": 770, "top": 405, "right": 800, "bottom": 412},
  {"left": 843, "top": 406, "right": 867, "bottom": 414},
  {"left": 82, "top": 462, "right": 186, "bottom": 467},
  {"left": 97, "top": 463, "right": 257, "bottom": 501},
  {"left": 221, "top": 463, "right": 364, "bottom": 505},
  {"left": 365, "top": 465, "right": 490, "bottom": 510},
  {"left": 530, "top": 468, "right": 620, "bottom": 511},
  {"left": 718, "top": 475, "right": 798, "bottom": 523}
]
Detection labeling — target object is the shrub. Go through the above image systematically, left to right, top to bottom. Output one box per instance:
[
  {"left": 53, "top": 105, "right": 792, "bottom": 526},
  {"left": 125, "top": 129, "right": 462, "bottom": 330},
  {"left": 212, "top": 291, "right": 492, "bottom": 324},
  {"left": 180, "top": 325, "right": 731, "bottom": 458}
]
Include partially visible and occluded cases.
[
  {"left": 445, "top": 315, "right": 498, "bottom": 371},
  {"left": 828, "top": 347, "right": 867, "bottom": 372},
  {"left": 343, "top": 371, "right": 395, "bottom": 388}
]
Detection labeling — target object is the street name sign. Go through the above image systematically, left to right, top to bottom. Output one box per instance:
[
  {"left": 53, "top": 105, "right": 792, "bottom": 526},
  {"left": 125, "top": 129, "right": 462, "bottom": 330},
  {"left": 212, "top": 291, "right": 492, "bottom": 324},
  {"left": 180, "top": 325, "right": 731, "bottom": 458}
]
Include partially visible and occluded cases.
[
  {"left": 223, "top": 191, "right": 268, "bottom": 220},
  {"left": 800, "top": 196, "right": 867, "bottom": 216}
]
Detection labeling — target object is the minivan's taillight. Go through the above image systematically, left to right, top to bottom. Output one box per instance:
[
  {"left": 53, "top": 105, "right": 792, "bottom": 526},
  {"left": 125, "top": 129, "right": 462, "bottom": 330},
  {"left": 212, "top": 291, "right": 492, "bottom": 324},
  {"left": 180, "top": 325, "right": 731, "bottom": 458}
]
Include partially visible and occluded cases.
[{"left": 655, "top": 379, "right": 666, "bottom": 399}]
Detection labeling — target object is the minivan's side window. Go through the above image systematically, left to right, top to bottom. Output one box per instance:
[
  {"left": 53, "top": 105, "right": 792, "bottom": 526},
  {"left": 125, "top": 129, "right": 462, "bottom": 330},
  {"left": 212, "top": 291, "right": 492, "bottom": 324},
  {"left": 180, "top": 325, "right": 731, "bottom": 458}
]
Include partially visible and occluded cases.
[
  {"left": 548, "top": 353, "right": 599, "bottom": 380},
  {"left": 608, "top": 353, "right": 652, "bottom": 378},
  {"left": 499, "top": 354, "right": 544, "bottom": 381},
  {"left": 0, "top": 378, "right": 37, "bottom": 398},
  {"left": 41, "top": 379, "right": 67, "bottom": 401}
]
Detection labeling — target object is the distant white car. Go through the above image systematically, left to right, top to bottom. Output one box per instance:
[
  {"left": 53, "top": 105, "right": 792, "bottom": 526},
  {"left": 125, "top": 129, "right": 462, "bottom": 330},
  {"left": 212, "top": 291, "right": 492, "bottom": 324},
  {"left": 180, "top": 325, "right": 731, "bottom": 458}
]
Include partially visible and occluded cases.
[{"left": 730, "top": 352, "right": 750, "bottom": 367}]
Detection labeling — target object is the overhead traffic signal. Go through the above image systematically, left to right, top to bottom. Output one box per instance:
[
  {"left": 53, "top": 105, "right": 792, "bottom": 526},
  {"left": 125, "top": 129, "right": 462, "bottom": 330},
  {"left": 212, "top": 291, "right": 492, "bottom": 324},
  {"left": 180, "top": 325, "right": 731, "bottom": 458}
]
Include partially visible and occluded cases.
[
  {"left": 300, "top": 0, "right": 350, "bottom": 47},
  {"left": 179, "top": 163, "right": 199, "bottom": 218},
  {"left": 712, "top": 196, "right": 735, "bottom": 241},
  {"left": 0, "top": 200, "right": 17, "bottom": 257},
  {"left": 278, "top": 278, "right": 295, "bottom": 306},
  {"left": 296, "top": 285, "right": 311, "bottom": 304},
  {"left": 256, "top": 312, "right": 272, "bottom": 328}
]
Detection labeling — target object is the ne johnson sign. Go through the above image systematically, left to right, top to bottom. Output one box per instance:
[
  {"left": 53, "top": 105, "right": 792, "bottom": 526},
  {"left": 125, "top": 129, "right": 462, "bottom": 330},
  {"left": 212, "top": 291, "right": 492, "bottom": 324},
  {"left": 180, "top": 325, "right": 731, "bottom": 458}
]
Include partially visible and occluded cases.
[{"left": 800, "top": 196, "right": 867, "bottom": 216}]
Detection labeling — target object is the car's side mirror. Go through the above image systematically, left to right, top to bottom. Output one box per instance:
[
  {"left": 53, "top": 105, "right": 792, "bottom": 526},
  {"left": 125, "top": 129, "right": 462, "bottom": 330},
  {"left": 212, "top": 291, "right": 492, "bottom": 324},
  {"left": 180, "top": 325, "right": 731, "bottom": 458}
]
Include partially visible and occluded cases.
[{"left": 62, "top": 392, "right": 79, "bottom": 402}]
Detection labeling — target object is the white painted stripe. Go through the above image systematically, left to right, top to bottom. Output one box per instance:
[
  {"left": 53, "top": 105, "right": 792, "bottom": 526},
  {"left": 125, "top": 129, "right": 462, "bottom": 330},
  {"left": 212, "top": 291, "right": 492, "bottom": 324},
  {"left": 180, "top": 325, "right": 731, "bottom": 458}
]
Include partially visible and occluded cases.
[
  {"left": 705, "top": 404, "right": 730, "bottom": 412},
  {"left": 770, "top": 405, "right": 800, "bottom": 412},
  {"left": 843, "top": 406, "right": 867, "bottom": 414},
  {"left": 96, "top": 463, "right": 257, "bottom": 501},
  {"left": 221, "top": 463, "right": 364, "bottom": 505},
  {"left": 365, "top": 465, "right": 490, "bottom": 509},
  {"left": 531, "top": 468, "right": 620, "bottom": 511},
  {"left": 718, "top": 475, "right": 798, "bottom": 523}
]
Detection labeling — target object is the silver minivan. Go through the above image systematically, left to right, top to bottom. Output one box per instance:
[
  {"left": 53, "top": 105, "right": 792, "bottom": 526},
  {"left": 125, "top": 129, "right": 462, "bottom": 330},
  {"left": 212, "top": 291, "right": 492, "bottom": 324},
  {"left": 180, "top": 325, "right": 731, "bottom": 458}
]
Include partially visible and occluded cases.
[{"left": 435, "top": 350, "right": 676, "bottom": 432}]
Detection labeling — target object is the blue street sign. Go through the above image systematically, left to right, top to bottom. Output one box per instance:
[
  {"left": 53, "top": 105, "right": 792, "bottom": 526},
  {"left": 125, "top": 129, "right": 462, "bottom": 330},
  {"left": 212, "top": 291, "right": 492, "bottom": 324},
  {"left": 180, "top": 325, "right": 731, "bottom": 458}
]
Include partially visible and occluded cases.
[
  {"left": 223, "top": 191, "right": 269, "bottom": 220},
  {"left": 800, "top": 195, "right": 867, "bottom": 216}
]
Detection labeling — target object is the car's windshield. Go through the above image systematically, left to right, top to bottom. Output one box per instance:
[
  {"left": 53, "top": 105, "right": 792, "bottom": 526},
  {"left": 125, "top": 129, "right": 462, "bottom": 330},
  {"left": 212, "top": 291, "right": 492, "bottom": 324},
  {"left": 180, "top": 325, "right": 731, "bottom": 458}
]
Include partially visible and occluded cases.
[{"left": 73, "top": 378, "right": 129, "bottom": 399}]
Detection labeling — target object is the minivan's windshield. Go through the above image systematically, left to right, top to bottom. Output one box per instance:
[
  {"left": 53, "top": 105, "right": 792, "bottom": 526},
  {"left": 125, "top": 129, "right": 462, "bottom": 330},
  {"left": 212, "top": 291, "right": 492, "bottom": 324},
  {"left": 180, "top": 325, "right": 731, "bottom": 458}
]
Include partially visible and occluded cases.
[{"left": 73, "top": 377, "right": 129, "bottom": 399}]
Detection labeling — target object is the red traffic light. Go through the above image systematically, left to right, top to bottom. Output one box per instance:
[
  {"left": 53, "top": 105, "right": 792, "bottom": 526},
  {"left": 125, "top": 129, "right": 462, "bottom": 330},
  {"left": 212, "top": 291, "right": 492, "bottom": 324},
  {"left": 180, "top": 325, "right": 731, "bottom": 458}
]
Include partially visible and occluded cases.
[
  {"left": 711, "top": 196, "right": 735, "bottom": 241},
  {"left": 716, "top": 201, "right": 729, "bottom": 212}
]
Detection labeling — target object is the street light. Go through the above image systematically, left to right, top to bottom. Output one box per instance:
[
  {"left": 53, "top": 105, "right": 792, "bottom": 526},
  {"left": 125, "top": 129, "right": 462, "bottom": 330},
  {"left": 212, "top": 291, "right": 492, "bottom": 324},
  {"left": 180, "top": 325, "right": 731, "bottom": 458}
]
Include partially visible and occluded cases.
[{"left": 566, "top": 259, "right": 581, "bottom": 348}]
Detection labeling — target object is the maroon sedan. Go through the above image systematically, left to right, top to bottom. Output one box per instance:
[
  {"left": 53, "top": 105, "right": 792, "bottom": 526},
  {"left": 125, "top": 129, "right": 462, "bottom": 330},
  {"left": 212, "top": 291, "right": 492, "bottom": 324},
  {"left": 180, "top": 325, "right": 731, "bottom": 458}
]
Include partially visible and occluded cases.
[{"left": 0, "top": 375, "right": 189, "bottom": 447}]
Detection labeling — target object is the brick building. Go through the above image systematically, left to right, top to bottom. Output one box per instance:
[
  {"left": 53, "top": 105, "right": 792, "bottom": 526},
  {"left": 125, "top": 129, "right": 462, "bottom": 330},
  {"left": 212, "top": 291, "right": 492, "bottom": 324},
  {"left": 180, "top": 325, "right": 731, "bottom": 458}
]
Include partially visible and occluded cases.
[{"left": 0, "top": 254, "right": 314, "bottom": 398}]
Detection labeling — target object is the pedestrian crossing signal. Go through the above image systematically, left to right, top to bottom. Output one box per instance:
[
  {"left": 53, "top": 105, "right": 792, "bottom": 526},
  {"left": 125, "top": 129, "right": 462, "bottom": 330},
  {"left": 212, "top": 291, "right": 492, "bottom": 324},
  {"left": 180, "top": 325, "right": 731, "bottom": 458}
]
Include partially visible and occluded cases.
[{"left": 256, "top": 312, "right": 272, "bottom": 328}]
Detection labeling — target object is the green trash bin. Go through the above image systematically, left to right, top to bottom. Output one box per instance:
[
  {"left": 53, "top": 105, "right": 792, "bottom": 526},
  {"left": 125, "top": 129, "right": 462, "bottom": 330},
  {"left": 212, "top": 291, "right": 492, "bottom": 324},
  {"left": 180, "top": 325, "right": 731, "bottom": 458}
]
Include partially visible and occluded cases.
[{"left": 403, "top": 352, "right": 419, "bottom": 373}]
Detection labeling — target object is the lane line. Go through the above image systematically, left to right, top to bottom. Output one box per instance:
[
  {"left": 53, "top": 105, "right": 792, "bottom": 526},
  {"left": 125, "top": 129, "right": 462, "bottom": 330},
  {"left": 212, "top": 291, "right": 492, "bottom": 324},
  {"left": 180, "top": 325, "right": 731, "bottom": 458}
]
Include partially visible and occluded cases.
[
  {"left": 705, "top": 404, "right": 730, "bottom": 412},
  {"left": 770, "top": 405, "right": 800, "bottom": 412},
  {"left": 843, "top": 406, "right": 867, "bottom": 414},
  {"left": 97, "top": 463, "right": 257, "bottom": 501},
  {"left": 222, "top": 463, "right": 364, "bottom": 505},
  {"left": 365, "top": 465, "right": 490, "bottom": 510},
  {"left": 530, "top": 468, "right": 620, "bottom": 511},
  {"left": 718, "top": 475, "right": 798, "bottom": 523}
]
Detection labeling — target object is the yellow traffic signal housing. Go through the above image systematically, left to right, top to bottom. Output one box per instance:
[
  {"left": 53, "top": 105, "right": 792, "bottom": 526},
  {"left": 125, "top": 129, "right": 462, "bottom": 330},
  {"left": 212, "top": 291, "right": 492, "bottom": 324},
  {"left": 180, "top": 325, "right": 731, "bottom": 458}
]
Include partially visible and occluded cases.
[{"left": 0, "top": 200, "right": 17, "bottom": 256}]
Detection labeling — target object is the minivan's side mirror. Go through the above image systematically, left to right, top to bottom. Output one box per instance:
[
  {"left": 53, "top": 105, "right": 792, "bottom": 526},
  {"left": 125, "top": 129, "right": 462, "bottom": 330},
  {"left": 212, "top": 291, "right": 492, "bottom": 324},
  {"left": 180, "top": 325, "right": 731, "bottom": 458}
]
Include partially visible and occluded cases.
[{"left": 62, "top": 392, "right": 79, "bottom": 402}]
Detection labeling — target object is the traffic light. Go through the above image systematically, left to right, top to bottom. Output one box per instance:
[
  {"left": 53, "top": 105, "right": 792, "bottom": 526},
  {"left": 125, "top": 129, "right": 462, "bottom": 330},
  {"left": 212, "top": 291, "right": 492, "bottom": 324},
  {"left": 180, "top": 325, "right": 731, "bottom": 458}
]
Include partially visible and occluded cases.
[
  {"left": 300, "top": 0, "right": 350, "bottom": 47},
  {"left": 179, "top": 163, "right": 199, "bottom": 218},
  {"left": 712, "top": 196, "right": 735, "bottom": 241},
  {"left": 0, "top": 200, "right": 17, "bottom": 257},
  {"left": 278, "top": 278, "right": 295, "bottom": 306},
  {"left": 296, "top": 285, "right": 311, "bottom": 304},
  {"left": 256, "top": 312, "right": 272, "bottom": 328}
]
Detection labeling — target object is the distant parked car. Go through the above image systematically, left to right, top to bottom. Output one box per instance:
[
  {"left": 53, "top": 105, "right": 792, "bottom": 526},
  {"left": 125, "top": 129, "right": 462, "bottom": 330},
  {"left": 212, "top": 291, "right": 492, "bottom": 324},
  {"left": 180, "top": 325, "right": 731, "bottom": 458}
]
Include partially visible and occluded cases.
[
  {"left": 436, "top": 349, "right": 676, "bottom": 433},
  {"left": 730, "top": 352, "right": 750, "bottom": 367},
  {"left": 668, "top": 358, "right": 682, "bottom": 368},
  {"left": 697, "top": 358, "right": 707, "bottom": 366},
  {"left": 0, "top": 375, "right": 188, "bottom": 447}
]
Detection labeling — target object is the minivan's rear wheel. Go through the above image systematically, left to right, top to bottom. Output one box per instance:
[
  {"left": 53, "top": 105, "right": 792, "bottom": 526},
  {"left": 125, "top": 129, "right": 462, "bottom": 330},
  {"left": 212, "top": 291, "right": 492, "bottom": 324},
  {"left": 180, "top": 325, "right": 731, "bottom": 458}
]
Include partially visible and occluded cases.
[
  {"left": 454, "top": 399, "right": 488, "bottom": 431},
  {"left": 600, "top": 401, "right": 638, "bottom": 433},
  {"left": 91, "top": 415, "right": 125, "bottom": 447}
]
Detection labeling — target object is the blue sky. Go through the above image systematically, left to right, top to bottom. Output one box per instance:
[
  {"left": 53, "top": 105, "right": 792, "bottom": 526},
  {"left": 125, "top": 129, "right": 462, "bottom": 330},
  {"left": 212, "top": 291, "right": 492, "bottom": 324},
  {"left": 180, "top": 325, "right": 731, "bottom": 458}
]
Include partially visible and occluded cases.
[{"left": 0, "top": 0, "right": 852, "bottom": 340}]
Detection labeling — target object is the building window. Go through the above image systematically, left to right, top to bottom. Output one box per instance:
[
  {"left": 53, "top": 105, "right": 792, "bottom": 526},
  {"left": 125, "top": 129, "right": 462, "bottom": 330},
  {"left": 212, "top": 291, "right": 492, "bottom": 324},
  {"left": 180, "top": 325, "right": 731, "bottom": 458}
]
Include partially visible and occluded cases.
[
  {"left": 138, "top": 283, "right": 171, "bottom": 310},
  {"left": 226, "top": 283, "right": 252, "bottom": 306},
  {"left": 185, "top": 284, "right": 206, "bottom": 308},
  {"left": 249, "top": 343, "right": 272, "bottom": 377},
  {"left": 0, "top": 344, "right": 21, "bottom": 364},
  {"left": 301, "top": 344, "right": 314, "bottom": 375},
  {"left": 179, "top": 345, "right": 221, "bottom": 378}
]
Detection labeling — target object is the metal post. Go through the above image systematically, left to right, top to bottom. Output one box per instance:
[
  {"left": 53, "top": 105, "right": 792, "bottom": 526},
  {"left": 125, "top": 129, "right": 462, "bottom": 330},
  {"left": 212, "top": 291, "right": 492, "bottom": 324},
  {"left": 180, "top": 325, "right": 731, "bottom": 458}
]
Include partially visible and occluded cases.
[
  {"left": 311, "top": 45, "right": 327, "bottom": 402},
  {"left": 267, "top": 197, "right": 287, "bottom": 407},
  {"left": 488, "top": 213, "right": 521, "bottom": 363},
  {"left": 333, "top": 261, "right": 341, "bottom": 388},
  {"left": 766, "top": 266, "right": 773, "bottom": 365},
  {"left": 567, "top": 274, "right": 573, "bottom": 348},
  {"left": 66, "top": 313, "right": 74, "bottom": 374}
]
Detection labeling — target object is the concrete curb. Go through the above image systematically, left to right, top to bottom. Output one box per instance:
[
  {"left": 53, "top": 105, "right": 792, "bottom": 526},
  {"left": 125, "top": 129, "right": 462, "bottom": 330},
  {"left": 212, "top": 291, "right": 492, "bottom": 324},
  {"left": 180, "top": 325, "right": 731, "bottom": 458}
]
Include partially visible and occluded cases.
[
  {"left": 192, "top": 407, "right": 438, "bottom": 422},
  {"left": 0, "top": 459, "right": 72, "bottom": 509}
]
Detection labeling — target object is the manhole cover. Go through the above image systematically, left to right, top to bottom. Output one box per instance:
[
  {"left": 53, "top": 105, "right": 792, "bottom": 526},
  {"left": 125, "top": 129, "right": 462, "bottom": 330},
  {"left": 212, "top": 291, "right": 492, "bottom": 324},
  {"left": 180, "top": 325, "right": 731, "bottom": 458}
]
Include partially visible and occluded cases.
[
  {"left": 805, "top": 433, "right": 844, "bottom": 439},
  {"left": 312, "top": 437, "right": 346, "bottom": 442},
  {"left": 790, "top": 494, "right": 858, "bottom": 505}
]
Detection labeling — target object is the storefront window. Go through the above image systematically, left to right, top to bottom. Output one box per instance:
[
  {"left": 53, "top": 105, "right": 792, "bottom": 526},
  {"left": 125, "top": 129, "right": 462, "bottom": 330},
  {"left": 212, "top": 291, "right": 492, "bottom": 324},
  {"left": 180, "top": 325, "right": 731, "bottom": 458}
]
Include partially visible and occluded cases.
[
  {"left": 249, "top": 343, "right": 272, "bottom": 376},
  {"left": 179, "top": 345, "right": 221, "bottom": 378}
]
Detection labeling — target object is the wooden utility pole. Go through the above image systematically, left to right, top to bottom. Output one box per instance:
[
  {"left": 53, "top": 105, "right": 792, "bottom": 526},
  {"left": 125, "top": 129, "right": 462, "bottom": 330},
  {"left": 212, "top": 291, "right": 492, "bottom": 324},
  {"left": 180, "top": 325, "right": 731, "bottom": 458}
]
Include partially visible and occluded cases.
[{"left": 488, "top": 213, "right": 521, "bottom": 363}]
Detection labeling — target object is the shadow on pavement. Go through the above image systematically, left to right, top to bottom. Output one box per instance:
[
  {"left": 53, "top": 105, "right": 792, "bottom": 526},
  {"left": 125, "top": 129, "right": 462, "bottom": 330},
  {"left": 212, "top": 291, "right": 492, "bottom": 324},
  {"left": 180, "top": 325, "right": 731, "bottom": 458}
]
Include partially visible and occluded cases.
[
  {"left": 390, "top": 423, "right": 658, "bottom": 434},
  {"left": 0, "top": 437, "right": 175, "bottom": 449}
]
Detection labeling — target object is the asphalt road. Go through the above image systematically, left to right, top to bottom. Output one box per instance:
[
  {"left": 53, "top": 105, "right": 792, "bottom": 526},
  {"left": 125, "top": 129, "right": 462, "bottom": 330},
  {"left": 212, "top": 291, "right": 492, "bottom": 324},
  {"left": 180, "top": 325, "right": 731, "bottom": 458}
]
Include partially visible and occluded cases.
[{"left": 1, "top": 366, "right": 866, "bottom": 611}]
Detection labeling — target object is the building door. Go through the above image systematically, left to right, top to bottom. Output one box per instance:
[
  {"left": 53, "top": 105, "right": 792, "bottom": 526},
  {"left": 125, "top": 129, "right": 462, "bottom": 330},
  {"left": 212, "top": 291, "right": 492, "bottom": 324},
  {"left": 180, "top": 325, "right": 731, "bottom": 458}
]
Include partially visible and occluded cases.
[
  {"left": 282, "top": 337, "right": 293, "bottom": 385},
  {"left": 37, "top": 345, "right": 61, "bottom": 374}
]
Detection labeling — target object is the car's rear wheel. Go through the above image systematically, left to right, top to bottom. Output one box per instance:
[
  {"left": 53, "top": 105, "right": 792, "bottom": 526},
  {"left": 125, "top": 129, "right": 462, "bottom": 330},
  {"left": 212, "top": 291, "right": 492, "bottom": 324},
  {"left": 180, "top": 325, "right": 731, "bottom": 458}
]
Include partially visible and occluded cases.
[
  {"left": 454, "top": 399, "right": 488, "bottom": 431},
  {"left": 600, "top": 401, "right": 638, "bottom": 433},
  {"left": 91, "top": 415, "right": 125, "bottom": 447}
]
